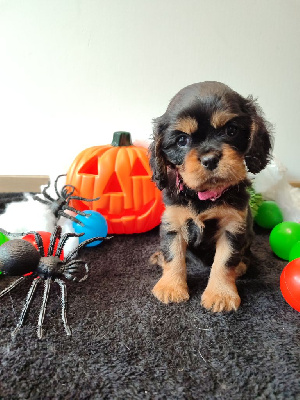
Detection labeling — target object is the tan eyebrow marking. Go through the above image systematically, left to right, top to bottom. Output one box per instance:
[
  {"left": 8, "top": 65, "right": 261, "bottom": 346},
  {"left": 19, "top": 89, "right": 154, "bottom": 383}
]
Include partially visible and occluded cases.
[
  {"left": 210, "top": 111, "right": 238, "bottom": 129},
  {"left": 174, "top": 117, "right": 198, "bottom": 135}
]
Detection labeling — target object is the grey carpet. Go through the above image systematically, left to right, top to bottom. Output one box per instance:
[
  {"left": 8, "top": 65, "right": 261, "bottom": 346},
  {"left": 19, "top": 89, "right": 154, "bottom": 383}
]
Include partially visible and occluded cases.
[{"left": 0, "top": 194, "right": 299, "bottom": 399}]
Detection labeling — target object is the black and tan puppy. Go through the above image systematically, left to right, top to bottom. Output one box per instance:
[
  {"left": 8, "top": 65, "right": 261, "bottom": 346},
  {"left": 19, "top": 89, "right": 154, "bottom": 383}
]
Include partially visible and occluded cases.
[{"left": 149, "top": 81, "right": 272, "bottom": 312}]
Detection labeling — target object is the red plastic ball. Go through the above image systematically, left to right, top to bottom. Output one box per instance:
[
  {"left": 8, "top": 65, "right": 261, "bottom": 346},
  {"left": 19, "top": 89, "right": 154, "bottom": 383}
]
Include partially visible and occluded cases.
[
  {"left": 22, "top": 231, "right": 64, "bottom": 260},
  {"left": 280, "top": 258, "right": 300, "bottom": 312}
]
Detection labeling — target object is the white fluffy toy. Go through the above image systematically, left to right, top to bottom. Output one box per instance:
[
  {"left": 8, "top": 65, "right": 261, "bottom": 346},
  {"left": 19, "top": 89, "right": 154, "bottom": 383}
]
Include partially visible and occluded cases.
[
  {"left": 251, "top": 156, "right": 300, "bottom": 222},
  {"left": 0, "top": 192, "right": 56, "bottom": 234}
]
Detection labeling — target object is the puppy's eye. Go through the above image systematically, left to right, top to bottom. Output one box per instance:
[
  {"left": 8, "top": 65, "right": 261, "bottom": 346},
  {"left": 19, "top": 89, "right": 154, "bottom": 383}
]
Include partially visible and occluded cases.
[
  {"left": 225, "top": 125, "right": 238, "bottom": 137},
  {"left": 176, "top": 135, "right": 190, "bottom": 147}
]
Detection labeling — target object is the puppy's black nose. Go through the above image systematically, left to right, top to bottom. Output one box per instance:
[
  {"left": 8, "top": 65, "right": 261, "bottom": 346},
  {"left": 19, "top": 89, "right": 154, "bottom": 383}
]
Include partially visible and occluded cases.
[{"left": 200, "top": 154, "right": 221, "bottom": 171}]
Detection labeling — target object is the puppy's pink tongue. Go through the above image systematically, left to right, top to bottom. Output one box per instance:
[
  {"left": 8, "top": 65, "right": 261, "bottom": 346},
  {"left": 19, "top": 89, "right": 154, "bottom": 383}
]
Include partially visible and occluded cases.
[
  {"left": 197, "top": 187, "right": 227, "bottom": 201},
  {"left": 198, "top": 190, "right": 218, "bottom": 201}
]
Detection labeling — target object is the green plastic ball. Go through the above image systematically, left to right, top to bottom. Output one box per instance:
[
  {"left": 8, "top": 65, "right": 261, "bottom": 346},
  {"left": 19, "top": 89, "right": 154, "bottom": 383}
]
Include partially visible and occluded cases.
[
  {"left": 254, "top": 201, "right": 283, "bottom": 229},
  {"left": 269, "top": 222, "right": 300, "bottom": 260},
  {"left": 0, "top": 232, "right": 10, "bottom": 246},
  {"left": 0, "top": 233, "right": 9, "bottom": 276},
  {"left": 289, "top": 241, "right": 300, "bottom": 262}
]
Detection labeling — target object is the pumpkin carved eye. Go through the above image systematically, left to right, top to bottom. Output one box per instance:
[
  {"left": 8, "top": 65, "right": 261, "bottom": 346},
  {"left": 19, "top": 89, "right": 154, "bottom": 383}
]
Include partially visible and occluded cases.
[
  {"left": 66, "top": 132, "right": 164, "bottom": 234},
  {"left": 78, "top": 156, "right": 99, "bottom": 175},
  {"left": 130, "top": 158, "right": 149, "bottom": 177}
]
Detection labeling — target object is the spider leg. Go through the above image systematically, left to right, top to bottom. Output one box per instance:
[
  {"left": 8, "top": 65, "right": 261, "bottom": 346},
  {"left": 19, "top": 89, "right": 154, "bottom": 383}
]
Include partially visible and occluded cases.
[
  {"left": 55, "top": 174, "right": 68, "bottom": 199},
  {"left": 41, "top": 180, "right": 55, "bottom": 202},
  {"left": 61, "top": 183, "right": 75, "bottom": 199},
  {"left": 31, "top": 194, "right": 51, "bottom": 206},
  {"left": 63, "top": 195, "right": 101, "bottom": 221},
  {"left": 66, "top": 195, "right": 101, "bottom": 213},
  {"left": 68, "top": 195, "right": 101, "bottom": 202},
  {"left": 63, "top": 205, "right": 89, "bottom": 216},
  {"left": 57, "top": 209, "right": 85, "bottom": 226},
  {"left": 48, "top": 225, "right": 62, "bottom": 256},
  {"left": 0, "top": 228, "right": 27, "bottom": 238},
  {"left": 25, "top": 231, "right": 45, "bottom": 257},
  {"left": 55, "top": 232, "right": 84, "bottom": 258},
  {"left": 65, "top": 236, "right": 112, "bottom": 262},
  {"left": 64, "top": 260, "right": 89, "bottom": 282},
  {"left": 64, "top": 262, "right": 81, "bottom": 273},
  {"left": 77, "top": 263, "right": 89, "bottom": 283},
  {"left": 64, "top": 267, "right": 79, "bottom": 274},
  {"left": 62, "top": 272, "right": 76, "bottom": 281},
  {"left": 63, "top": 272, "right": 75, "bottom": 281},
  {"left": 0, "top": 277, "right": 26, "bottom": 298},
  {"left": 12, "top": 277, "right": 42, "bottom": 337},
  {"left": 55, "top": 278, "right": 71, "bottom": 336},
  {"left": 37, "top": 279, "right": 51, "bottom": 339}
]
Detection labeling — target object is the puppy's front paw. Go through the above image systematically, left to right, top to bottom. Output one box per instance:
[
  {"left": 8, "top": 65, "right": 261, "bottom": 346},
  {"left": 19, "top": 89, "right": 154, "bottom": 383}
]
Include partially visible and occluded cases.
[
  {"left": 152, "top": 277, "right": 189, "bottom": 304},
  {"left": 201, "top": 286, "right": 241, "bottom": 312}
]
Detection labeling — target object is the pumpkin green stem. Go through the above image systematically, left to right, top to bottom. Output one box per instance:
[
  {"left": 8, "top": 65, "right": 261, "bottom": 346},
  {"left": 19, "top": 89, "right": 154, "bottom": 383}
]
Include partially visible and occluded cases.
[{"left": 111, "top": 131, "right": 133, "bottom": 147}]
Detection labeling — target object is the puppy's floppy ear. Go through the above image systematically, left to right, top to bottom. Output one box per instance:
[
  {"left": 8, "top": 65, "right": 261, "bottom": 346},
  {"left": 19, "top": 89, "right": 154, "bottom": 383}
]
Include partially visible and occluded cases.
[
  {"left": 244, "top": 96, "right": 273, "bottom": 174},
  {"left": 149, "top": 117, "right": 168, "bottom": 191}
]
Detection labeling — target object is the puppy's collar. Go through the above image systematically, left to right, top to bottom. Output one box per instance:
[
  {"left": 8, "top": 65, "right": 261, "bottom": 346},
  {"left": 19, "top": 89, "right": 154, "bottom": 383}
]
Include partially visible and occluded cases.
[{"left": 175, "top": 171, "right": 229, "bottom": 201}]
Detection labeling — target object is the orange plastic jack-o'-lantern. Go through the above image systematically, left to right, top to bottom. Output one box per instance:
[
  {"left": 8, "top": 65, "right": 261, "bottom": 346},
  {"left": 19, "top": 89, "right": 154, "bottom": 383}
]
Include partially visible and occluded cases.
[{"left": 66, "top": 132, "right": 164, "bottom": 234}]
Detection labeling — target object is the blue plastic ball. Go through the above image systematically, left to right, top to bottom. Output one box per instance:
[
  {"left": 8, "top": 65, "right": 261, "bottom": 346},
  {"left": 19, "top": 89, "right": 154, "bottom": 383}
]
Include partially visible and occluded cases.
[{"left": 72, "top": 210, "right": 108, "bottom": 247}]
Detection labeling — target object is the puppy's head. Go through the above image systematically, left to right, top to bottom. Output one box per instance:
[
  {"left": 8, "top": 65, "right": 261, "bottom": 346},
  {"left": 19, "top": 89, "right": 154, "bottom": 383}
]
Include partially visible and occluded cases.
[{"left": 150, "top": 81, "right": 272, "bottom": 192}]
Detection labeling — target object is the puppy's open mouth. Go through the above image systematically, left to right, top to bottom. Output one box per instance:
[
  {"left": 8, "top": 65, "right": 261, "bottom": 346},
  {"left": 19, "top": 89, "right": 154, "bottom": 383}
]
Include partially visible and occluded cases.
[
  {"left": 177, "top": 168, "right": 232, "bottom": 196},
  {"left": 177, "top": 173, "right": 230, "bottom": 201},
  {"left": 197, "top": 185, "right": 230, "bottom": 201}
]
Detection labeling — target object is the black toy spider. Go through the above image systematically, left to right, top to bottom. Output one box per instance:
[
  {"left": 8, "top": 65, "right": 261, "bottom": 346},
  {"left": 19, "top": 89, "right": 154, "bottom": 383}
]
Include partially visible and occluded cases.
[
  {"left": 32, "top": 174, "right": 100, "bottom": 226},
  {"left": 0, "top": 226, "right": 110, "bottom": 339}
]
